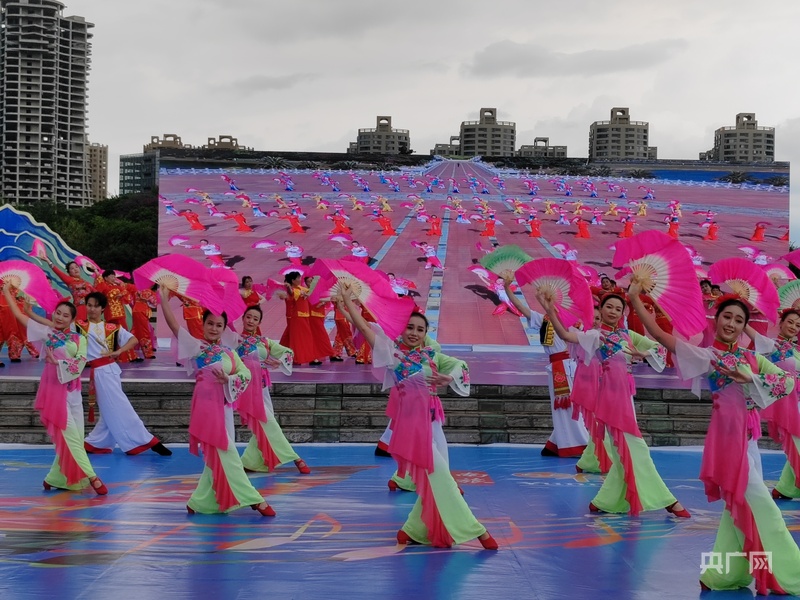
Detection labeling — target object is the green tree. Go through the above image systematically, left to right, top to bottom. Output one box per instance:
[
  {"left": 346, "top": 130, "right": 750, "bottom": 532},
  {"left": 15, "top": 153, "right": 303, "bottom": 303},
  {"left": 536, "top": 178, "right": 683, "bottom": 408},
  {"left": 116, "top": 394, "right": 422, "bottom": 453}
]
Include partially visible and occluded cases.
[{"left": 717, "top": 172, "right": 753, "bottom": 184}]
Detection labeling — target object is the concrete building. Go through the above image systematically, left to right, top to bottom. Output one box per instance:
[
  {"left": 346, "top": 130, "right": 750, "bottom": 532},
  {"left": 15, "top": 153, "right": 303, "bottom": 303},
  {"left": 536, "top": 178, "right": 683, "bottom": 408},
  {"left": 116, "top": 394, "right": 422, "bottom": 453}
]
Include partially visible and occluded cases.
[
  {"left": 0, "top": 0, "right": 95, "bottom": 208},
  {"left": 459, "top": 108, "right": 515, "bottom": 156},
  {"left": 588, "top": 108, "right": 657, "bottom": 161},
  {"left": 699, "top": 113, "right": 775, "bottom": 163},
  {"left": 348, "top": 116, "right": 410, "bottom": 154},
  {"left": 119, "top": 134, "right": 251, "bottom": 194},
  {"left": 430, "top": 136, "right": 461, "bottom": 156},
  {"left": 518, "top": 137, "right": 567, "bottom": 158},
  {"left": 87, "top": 142, "right": 107, "bottom": 201}
]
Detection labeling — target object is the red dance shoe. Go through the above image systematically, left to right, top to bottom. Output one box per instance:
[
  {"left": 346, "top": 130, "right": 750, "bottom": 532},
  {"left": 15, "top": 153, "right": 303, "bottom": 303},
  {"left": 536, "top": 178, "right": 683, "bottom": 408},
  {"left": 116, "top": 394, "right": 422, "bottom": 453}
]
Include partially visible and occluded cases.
[
  {"left": 294, "top": 459, "right": 311, "bottom": 475},
  {"left": 575, "top": 466, "right": 584, "bottom": 473},
  {"left": 90, "top": 477, "right": 108, "bottom": 495},
  {"left": 388, "top": 479, "right": 399, "bottom": 491},
  {"left": 43, "top": 481, "right": 53, "bottom": 491},
  {"left": 772, "top": 488, "right": 792, "bottom": 500},
  {"left": 589, "top": 502, "right": 601, "bottom": 513},
  {"left": 666, "top": 502, "right": 691, "bottom": 518},
  {"left": 251, "top": 503, "right": 276, "bottom": 517},
  {"left": 187, "top": 506, "right": 196, "bottom": 515},
  {"left": 396, "top": 530, "right": 418, "bottom": 545},
  {"left": 479, "top": 532, "right": 499, "bottom": 550},
  {"left": 699, "top": 580, "right": 711, "bottom": 591}
]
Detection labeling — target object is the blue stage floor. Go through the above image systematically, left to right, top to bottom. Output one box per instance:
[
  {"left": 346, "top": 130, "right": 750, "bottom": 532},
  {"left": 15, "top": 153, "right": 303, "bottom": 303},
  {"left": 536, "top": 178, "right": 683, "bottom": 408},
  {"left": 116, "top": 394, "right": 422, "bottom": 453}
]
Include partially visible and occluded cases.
[{"left": 1, "top": 444, "right": 799, "bottom": 600}]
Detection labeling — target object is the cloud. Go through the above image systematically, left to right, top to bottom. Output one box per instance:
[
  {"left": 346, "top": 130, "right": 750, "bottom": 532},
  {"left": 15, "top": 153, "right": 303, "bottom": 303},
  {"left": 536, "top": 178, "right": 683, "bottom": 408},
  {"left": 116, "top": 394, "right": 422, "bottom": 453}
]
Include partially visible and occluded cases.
[
  {"left": 464, "top": 39, "right": 688, "bottom": 78},
  {"left": 217, "top": 73, "right": 319, "bottom": 95}
]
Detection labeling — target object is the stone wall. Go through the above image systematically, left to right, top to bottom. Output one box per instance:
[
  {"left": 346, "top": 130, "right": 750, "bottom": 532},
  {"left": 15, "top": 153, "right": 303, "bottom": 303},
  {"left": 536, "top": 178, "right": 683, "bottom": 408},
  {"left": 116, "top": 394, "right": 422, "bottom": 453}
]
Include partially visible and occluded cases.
[{"left": 2, "top": 379, "right": 775, "bottom": 449}]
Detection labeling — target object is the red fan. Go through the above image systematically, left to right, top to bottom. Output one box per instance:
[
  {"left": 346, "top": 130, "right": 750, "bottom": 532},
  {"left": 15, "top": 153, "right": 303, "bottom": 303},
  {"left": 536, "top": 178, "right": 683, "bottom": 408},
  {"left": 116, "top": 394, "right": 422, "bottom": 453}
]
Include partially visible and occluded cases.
[
  {"left": 612, "top": 230, "right": 706, "bottom": 337},
  {"left": 75, "top": 255, "right": 101, "bottom": 275},
  {"left": 133, "top": 255, "right": 226, "bottom": 315},
  {"left": 515, "top": 258, "right": 594, "bottom": 328},
  {"left": 708, "top": 258, "right": 780, "bottom": 323},
  {"left": 306, "top": 259, "right": 415, "bottom": 339},
  {"left": 0, "top": 260, "right": 60, "bottom": 312},
  {"left": 576, "top": 264, "right": 601, "bottom": 287},
  {"left": 279, "top": 265, "right": 305, "bottom": 278},
  {"left": 209, "top": 268, "right": 247, "bottom": 323}
]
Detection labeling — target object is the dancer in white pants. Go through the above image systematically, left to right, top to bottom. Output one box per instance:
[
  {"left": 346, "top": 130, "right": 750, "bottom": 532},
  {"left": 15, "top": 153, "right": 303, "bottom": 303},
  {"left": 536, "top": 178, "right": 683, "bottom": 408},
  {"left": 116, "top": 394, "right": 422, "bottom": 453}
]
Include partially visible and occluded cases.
[
  {"left": 503, "top": 276, "right": 589, "bottom": 457},
  {"left": 80, "top": 292, "right": 171, "bottom": 456}
]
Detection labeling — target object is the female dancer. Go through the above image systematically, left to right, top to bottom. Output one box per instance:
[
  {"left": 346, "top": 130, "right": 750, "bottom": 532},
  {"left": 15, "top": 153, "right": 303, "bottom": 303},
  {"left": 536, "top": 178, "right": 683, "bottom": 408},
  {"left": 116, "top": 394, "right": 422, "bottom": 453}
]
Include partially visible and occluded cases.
[
  {"left": 42, "top": 256, "right": 96, "bottom": 321},
  {"left": 278, "top": 272, "right": 323, "bottom": 366},
  {"left": 240, "top": 276, "right": 262, "bottom": 309},
  {"left": 340, "top": 285, "right": 498, "bottom": 549},
  {"left": 2, "top": 286, "right": 107, "bottom": 495},
  {"left": 630, "top": 286, "right": 800, "bottom": 595},
  {"left": 158, "top": 287, "right": 275, "bottom": 517},
  {"left": 540, "top": 290, "right": 689, "bottom": 518},
  {"left": 235, "top": 305, "right": 310, "bottom": 474},
  {"left": 746, "top": 310, "right": 800, "bottom": 501}
]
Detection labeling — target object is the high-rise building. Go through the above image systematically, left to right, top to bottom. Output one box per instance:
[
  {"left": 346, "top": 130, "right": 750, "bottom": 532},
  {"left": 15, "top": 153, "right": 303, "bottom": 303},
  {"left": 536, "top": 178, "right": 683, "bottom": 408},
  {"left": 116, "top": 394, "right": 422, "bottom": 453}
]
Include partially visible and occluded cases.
[
  {"left": 0, "top": 0, "right": 94, "bottom": 208},
  {"left": 459, "top": 108, "right": 516, "bottom": 157},
  {"left": 588, "top": 108, "right": 657, "bottom": 161},
  {"left": 699, "top": 113, "right": 775, "bottom": 163},
  {"left": 348, "top": 116, "right": 411, "bottom": 154},
  {"left": 518, "top": 137, "right": 567, "bottom": 158},
  {"left": 87, "top": 142, "right": 107, "bottom": 201}
]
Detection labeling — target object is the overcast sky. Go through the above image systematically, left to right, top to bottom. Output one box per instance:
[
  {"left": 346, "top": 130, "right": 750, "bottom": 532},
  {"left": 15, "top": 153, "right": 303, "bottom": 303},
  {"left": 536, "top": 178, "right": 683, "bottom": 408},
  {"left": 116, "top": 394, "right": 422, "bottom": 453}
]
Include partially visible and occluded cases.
[{"left": 66, "top": 0, "right": 799, "bottom": 223}]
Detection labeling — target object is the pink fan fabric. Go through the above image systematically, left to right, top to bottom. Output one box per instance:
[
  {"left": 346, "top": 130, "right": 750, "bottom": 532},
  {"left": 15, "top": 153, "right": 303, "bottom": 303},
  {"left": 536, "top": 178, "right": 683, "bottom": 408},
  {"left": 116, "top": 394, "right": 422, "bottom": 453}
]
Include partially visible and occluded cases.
[
  {"left": 611, "top": 230, "right": 706, "bottom": 337},
  {"left": 133, "top": 254, "right": 227, "bottom": 315},
  {"left": 708, "top": 257, "right": 780, "bottom": 324},
  {"left": 306, "top": 258, "right": 415, "bottom": 339},
  {"left": 514, "top": 258, "right": 594, "bottom": 328},
  {"left": 0, "top": 260, "right": 60, "bottom": 312}
]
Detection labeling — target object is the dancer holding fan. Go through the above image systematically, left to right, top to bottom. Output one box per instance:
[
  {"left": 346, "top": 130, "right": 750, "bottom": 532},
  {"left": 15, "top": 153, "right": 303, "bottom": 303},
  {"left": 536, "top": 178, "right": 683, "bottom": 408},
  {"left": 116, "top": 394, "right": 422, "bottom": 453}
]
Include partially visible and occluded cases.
[
  {"left": 41, "top": 254, "right": 97, "bottom": 321},
  {"left": 502, "top": 260, "right": 590, "bottom": 459},
  {"left": 339, "top": 283, "right": 498, "bottom": 550},
  {"left": 628, "top": 283, "right": 800, "bottom": 595},
  {"left": 1, "top": 285, "right": 107, "bottom": 495},
  {"left": 158, "top": 286, "right": 276, "bottom": 517},
  {"left": 537, "top": 288, "right": 689, "bottom": 518},
  {"left": 234, "top": 305, "right": 310, "bottom": 475},
  {"left": 744, "top": 309, "right": 800, "bottom": 501}
]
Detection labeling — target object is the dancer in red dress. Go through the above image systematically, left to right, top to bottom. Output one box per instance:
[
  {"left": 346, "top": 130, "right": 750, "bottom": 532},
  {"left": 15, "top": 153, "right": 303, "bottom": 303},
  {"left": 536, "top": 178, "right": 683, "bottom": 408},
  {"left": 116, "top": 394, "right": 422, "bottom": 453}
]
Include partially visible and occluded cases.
[
  {"left": 180, "top": 209, "right": 207, "bottom": 231},
  {"left": 225, "top": 211, "right": 254, "bottom": 232},
  {"left": 280, "top": 212, "right": 305, "bottom": 234},
  {"left": 427, "top": 215, "right": 442, "bottom": 237},
  {"left": 703, "top": 222, "right": 719, "bottom": 241},
  {"left": 750, "top": 223, "right": 766, "bottom": 242},
  {"left": 42, "top": 256, "right": 97, "bottom": 321},
  {"left": 131, "top": 286, "right": 158, "bottom": 361}
]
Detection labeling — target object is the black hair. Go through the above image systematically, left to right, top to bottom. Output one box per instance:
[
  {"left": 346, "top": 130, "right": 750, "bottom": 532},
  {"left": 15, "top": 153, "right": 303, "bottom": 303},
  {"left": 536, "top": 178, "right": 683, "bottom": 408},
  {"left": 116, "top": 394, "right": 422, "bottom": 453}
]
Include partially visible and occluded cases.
[
  {"left": 65, "top": 261, "right": 78, "bottom": 273},
  {"left": 101, "top": 269, "right": 115, "bottom": 279},
  {"left": 284, "top": 272, "right": 300, "bottom": 285},
  {"left": 241, "top": 275, "right": 252, "bottom": 287},
  {"left": 699, "top": 279, "right": 712, "bottom": 288},
  {"left": 710, "top": 285, "right": 722, "bottom": 292},
  {"left": 85, "top": 291, "right": 108, "bottom": 309},
  {"left": 599, "top": 293, "right": 626, "bottom": 310},
  {"left": 715, "top": 298, "right": 750, "bottom": 325},
  {"left": 55, "top": 300, "right": 77, "bottom": 319},
  {"left": 244, "top": 305, "right": 263, "bottom": 322},
  {"left": 201, "top": 309, "right": 228, "bottom": 328},
  {"left": 780, "top": 309, "right": 800, "bottom": 323},
  {"left": 408, "top": 311, "right": 429, "bottom": 331}
]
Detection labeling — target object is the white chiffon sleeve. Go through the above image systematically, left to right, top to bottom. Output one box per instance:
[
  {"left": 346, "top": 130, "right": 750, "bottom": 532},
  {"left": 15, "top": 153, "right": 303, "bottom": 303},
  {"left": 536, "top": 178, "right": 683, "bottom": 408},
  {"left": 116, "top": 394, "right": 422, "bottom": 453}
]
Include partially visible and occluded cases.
[
  {"left": 26, "top": 319, "right": 51, "bottom": 344},
  {"left": 369, "top": 322, "right": 400, "bottom": 391},
  {"left": 177, "top": 327, "right": 203, "bottom": 367},
  {"left": 574, "top": 329, "right": 601, "bottom": 366},
  {"left": 751, "top": 331, "right": 776, "bottom": 355},
  {"left": 674, "top": 338, "right": 713, "bottom": 398}
]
